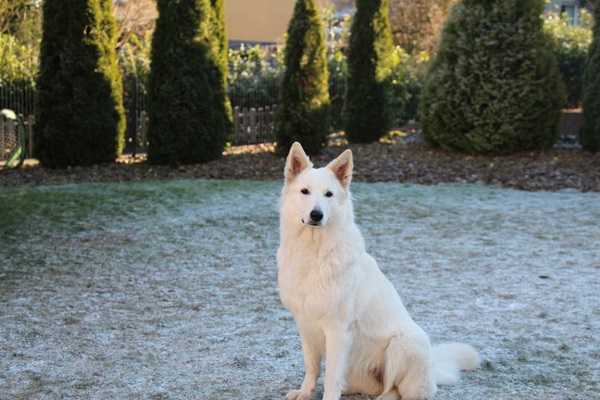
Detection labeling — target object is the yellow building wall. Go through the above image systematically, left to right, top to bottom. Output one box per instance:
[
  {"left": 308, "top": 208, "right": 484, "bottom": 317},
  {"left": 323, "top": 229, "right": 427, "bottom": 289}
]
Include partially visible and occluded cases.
[{"left": 225, "top": 0, "right": 295, "bottom": 43}]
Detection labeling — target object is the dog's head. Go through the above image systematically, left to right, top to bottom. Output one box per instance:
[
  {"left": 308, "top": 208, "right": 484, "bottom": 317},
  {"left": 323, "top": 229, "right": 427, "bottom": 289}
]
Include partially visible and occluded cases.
[{"left": 281, "top": 142, "right": 353, "bottom": 229}]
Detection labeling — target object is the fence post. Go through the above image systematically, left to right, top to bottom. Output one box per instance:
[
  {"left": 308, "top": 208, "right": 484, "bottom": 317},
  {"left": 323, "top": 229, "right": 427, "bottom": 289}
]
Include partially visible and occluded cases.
[
  {"left": 234, "top": 106, "right": 240, "bottom": 144},
  {"left": 257, "top": 107, "right": 263, "bottom": 143},
  {"left": 241, "top": 108, "right": 248, "bottom": 144},
  {"left": 250, "top": 108, "right": 257, "bottom": 143},
  {"left": 140, "top": 111, "right": 149, "bottom": 152},
  {"left": 27, "top": 115, "right": 34, "bottom": 159},
  {"left": 1, "top": 118, "right": 5, "bottom": 160},
  {"left": 8, "top": 118, "right": 15, "bottom": 142}
]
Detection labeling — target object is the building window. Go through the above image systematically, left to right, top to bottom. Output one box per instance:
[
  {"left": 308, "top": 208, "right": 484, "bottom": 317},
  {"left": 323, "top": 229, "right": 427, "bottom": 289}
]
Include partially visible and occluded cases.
[{"left": 560, "top": 4, "right": 580, "bottom": 25}]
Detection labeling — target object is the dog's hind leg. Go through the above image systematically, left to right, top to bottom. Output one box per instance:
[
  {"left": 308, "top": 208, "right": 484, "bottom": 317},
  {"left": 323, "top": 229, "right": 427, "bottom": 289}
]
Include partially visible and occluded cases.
[{"left": 383, "top": 334, "right": 437, "bottom": 400}]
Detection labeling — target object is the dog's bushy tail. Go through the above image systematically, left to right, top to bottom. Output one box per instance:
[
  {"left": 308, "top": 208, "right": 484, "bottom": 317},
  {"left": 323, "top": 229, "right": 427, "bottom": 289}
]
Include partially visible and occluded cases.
[{"left": 432, "top": 343, "right": 480, "bottom": 385}]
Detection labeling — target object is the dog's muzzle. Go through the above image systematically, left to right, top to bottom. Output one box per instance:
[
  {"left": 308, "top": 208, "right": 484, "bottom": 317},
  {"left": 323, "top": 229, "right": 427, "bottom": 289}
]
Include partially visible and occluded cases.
[{"left": 308, "top": 209, "right": 323, "bottom": 226}]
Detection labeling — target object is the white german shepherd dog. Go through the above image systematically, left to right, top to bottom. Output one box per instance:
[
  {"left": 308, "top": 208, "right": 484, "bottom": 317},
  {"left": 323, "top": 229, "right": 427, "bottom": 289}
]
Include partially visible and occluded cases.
[{"left": 277, "top": 143, "right": 479, "bottom": 400}]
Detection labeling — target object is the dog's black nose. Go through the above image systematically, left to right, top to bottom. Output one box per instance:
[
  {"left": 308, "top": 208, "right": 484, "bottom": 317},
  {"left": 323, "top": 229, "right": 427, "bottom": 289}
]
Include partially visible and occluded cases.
[{"left": 310, "top": 209, "right": 323, "bottom": 222}]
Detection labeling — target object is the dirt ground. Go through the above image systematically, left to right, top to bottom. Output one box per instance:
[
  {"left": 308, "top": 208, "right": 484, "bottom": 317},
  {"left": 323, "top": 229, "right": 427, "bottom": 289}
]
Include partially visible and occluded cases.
[
  {"left": 1, "top": 141, "right": 600, "bottom": 192},
  {"left": 1, "top": 180, "right": 599, "bottom": 400}
]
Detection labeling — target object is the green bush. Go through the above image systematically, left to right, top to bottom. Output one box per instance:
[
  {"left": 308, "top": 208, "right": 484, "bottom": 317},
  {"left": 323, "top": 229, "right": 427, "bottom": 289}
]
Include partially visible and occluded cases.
[
  {"left": 0, "top": 0, "right": 42, "bottom": 48},
  {"left": 35, "top": 0, "right": 125, "bottom": 168},
  {"left": 148, "top": 0, "right": 228, "bottom": 164},
  {"left": 276, "top": 0, "right": 330, "bottom": 156},
  {"left": 344, "top": 0, "right": 396, "bottom": 143},
  {"left": 420, "top": 0, "right": 565, "bottom": 154},
  {"left": 583, "top": 2, "right": 600, "bottom": 152},
  {"left": 545, "top": 10, "right": 593, "bottom": 108},
  {"left": 0, "top": 33, "right": 38, "bottom": 85},
  {"left": 388, "top": 47, "right": 428, "bottom": 126},
  {"left": 398, "top": 52, "right": 430, "bottom": 124}
]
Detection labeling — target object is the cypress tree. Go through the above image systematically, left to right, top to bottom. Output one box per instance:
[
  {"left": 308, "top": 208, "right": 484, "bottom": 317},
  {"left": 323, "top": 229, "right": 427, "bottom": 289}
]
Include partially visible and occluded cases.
[
  {"left": 35, "top": 0, "right": 125, "bottom": 168},
  {"left": 148, "top": 0, "right": 228, "bottom": 164},
  {"left": 210, "top": 0, "right": 233, "bottom": 137},
  {"left": 211, "top": 0, "right": 227, "bottom": 74},
  {"left": 276, "top": 0, "right": 330, "bottom": 156},
  {"left": 344, "top": 0, "right": 395, "bottom": 143},
  {"left": 420, "top": 0, "right": 565, "bottom": 154},
  {"left": 583, "top": 1, "right": 600, "bottom": 152}
]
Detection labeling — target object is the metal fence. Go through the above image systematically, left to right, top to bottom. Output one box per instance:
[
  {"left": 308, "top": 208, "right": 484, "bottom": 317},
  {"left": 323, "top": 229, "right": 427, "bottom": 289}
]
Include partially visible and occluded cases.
[
  {"left": 123, "top": 77, "right": 150, "bottom": 156},
  {"left": 0, "top": 79, "right": 279, "bottom": 162},
  {"left": 0, "top": 83, "right": 36, "bottom": 117},
  {"left": 233, "top": 105, "right": 278, "bottom": 144}
]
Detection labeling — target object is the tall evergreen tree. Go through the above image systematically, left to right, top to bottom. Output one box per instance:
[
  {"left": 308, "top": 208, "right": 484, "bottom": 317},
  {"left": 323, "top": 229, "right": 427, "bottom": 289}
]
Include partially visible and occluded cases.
[
  {"left": 35, "top": 0, "right": 125, "bottom": 168},
  {"left": 148, "top": 0, "right": 228, "bottom": 164},
  {"left": 210, "top": 0, "right": 233, "bottom": 137},
  {"left": 210, "top": 0, "right": 227, "bottom": 70},
  {"left": 276, "top": 0, "right": 330, "bottom": 156},
  {"left": 344, "top": 0, "right": 395, "bottom": 143},
  {"left": 420, "top": 0, "right": 565, "bottom": 154},
  {"left": 583, "top": 1, "right": 600, "bottom": 152}
]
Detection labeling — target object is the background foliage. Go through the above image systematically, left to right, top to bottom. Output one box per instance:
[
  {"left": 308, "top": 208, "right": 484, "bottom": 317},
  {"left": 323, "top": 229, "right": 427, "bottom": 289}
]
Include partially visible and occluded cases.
[
  {"left": 0, "top": 0, "right": 41, "bottom": 85},
  {"left": 3, "top": 0, "right": 596, "bottom": 158},
  {"left": 389, "top": 0, "right": 457, "bottom": 53},
  {"left": 545, "top": 9, "right": 593, "bottom": 108},
  {"left": 0, "top": 33, "right": 38, "bottom": 84},
  {"left": 228, "top": 45, "right": 283, "bottom": 109}
]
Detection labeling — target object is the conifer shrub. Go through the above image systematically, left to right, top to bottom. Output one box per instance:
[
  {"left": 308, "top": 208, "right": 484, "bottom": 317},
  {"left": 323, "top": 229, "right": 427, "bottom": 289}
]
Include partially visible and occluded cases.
[
  {"left": 35, "top": 0, "right": 125, "bottom": 167},
  {"left": 148, "top": 0, "right": 228, "bottom": 164},
  {"left": 211, "top": 0, "right": 233, "bottom": 137},
  {"left": 276, "top": 0, "right": 330, "bottom": 156},
  {"left": 344, "top": 0, "right": 396, "bottom": 143},
  {"left": 420, "top": 0, "right": 565, "bottom": 154},
  {"left": 583, "top": 2, "right": 600, "bottom": 152}
]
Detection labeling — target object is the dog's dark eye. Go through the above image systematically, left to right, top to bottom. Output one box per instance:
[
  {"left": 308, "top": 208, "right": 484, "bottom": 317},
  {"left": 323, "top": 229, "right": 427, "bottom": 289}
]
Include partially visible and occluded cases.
[
  {"left": 301, "top": 188, "right": 310, "bottom": 195},
  {"left": 325, "top": 191, "right": 334, "bottom": 198}
]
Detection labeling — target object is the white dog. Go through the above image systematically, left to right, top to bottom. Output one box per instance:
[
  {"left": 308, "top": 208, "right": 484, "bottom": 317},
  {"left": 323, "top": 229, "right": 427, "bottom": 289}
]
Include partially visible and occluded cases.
[{"left": 277, "top": 143, "right": 479, "bottom": 400}]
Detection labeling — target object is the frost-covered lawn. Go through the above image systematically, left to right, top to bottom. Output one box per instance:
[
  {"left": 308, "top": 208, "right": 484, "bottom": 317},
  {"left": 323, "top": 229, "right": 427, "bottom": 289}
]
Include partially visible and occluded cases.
[{"left": 1, "top": 180, "right": 599, "bottom": 400}]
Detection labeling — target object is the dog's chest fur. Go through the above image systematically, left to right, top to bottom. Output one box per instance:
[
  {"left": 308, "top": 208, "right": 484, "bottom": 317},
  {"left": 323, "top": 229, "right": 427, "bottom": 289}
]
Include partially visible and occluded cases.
[{"left": 277, "top": 234, "right": 357, "bottom": 322}]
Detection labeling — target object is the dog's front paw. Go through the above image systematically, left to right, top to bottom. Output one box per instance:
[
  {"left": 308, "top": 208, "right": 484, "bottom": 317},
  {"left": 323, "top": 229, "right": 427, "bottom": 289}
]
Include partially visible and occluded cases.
[{"left": 286, "top": 389, "right": 312, "bottom": 400}]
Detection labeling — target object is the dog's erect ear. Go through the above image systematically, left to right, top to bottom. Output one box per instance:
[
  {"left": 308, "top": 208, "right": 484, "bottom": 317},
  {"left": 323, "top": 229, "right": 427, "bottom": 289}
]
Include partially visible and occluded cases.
[
  {"left": 285, "top": 142, "right": 312, "bottom": 182},
  {"left": 327, "top": 149, "right": 353, "bottom": 189}
]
